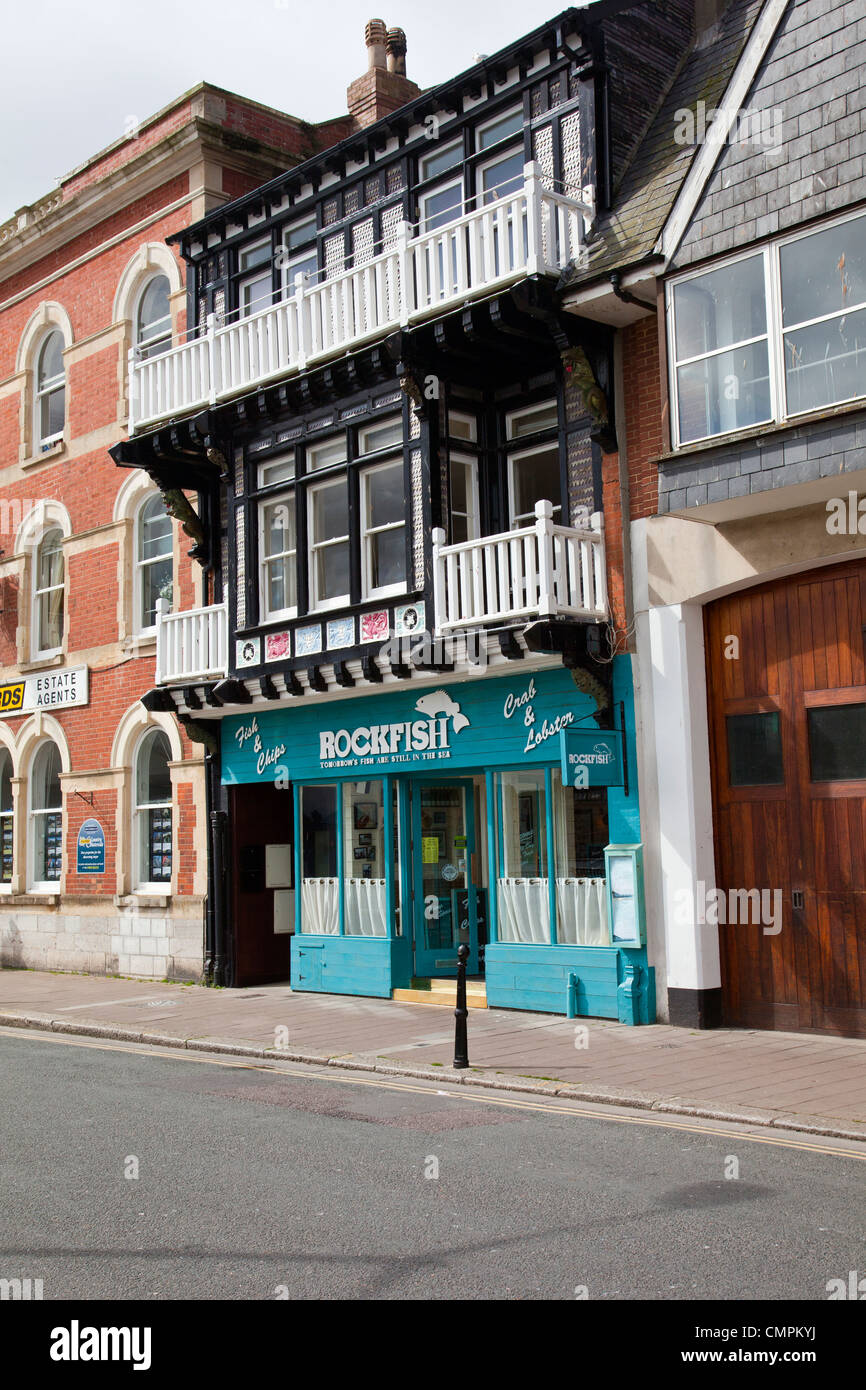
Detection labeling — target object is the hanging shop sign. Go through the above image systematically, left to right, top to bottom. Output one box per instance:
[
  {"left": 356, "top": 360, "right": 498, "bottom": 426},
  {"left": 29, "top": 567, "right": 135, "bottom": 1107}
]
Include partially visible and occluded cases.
[
  {"left": 0, "top": 666, "right": 89, "bottom": 715},
  {"left": 222, "top": 668, "right": 600, "bottom": 784},
  {"left": 559, "top": 725, "right": 625, "bottom": 789},
  {"left": 76, "top": 818, "right": 105, "bottom": 875}
]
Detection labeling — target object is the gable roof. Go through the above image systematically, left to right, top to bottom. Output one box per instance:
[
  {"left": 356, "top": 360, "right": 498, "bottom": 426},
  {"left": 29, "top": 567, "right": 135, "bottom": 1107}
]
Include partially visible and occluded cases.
[{"left": 574, "top": 0, "right": 772, "bottom": 284}]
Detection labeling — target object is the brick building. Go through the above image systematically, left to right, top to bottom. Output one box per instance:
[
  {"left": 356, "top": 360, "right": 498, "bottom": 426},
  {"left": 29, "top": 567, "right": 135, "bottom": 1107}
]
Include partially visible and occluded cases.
[{"left": 0, "top": 83, "right": 352, "bottom": 978}]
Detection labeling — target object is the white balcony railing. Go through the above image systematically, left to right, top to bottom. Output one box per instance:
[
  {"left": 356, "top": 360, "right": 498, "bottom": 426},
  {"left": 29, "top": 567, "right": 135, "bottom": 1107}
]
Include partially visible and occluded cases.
[
  {"left": 129, "top": 163, "right": 593, "bottom": 432},
  {"left": 432, "top": 500, "right": 607, "bottom": 634},
  {"left": 155, "top": 597, "right": 228, "bottom": 685}
]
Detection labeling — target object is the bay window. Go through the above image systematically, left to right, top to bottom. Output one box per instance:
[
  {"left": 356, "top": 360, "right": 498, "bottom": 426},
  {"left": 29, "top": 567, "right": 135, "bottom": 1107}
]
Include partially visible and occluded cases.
[
  {"left": 668, "top": 210, "right": 866, "bottom": 447},
  {"left": 238, "top": 240, "right": 273, "bottom": 317},
  {"left": 258, "top": 454, "right": 297, "bottom": 622},
  {"left": 360, "top": 462, "right": 406, "bottom": 599}
]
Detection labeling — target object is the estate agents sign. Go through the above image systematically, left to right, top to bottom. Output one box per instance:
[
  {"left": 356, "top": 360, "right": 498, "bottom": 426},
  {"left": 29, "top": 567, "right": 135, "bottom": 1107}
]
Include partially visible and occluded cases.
[{"left": 0, "top": 666, "right": 89, "bottom": 715}]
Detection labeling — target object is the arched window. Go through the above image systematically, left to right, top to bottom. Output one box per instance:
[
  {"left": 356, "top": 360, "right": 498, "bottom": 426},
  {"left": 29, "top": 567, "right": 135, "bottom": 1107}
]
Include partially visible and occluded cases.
[
  {"left": 136, "top": 275, "right": 172, "bottom": 358},
  {"left": 36, "top": 330, "right": 65, "bottom": 448},
  {"left": 136, "top": 495, "right": 173, "bottom": 631},
  {"left": 33, "top": 527, "right": 64, "bottom": 656},
  {"left": 135, "top": 730, "right": 172, "bottom": 887},
  {"left": 30, "top": 741, "right": 62, "bottom": 887},
  {"left": 0, "top": 750, "right": 13, "bottom": 884}
]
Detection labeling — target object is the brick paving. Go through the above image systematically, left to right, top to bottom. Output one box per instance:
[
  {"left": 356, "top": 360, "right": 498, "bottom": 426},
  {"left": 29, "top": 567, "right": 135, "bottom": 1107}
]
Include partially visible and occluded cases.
[{"left": 1, "top": 967, "right": 864, "bottom": 1136}]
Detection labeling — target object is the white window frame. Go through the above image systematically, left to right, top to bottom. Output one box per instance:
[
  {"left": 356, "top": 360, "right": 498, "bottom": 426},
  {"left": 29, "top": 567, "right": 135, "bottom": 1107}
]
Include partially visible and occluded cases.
[
  {"left": 476, "top": 107, "right": 523, "bottom": 153},
  {"left": 419, "top": 139, "right": 463, "bottom": 184},
  {"left": 476, "top": 146, "right": 525, "bottom": 206},
  {"left": 419, "top": 178, "right": 464, "bottom": 233},
  {"left": 666, "top": 207, "right": 866, "bottom": 450},
  {"left": 239, "top": 238, "right": 273, "bottom": 318},
  {"left": 135, "top": 275, "right": 172, "bottom": 358},
  {"left": 34, "top": 331, "right": 65, "bottom": 449},
  {"left": 505, "top": 399, "right": 558, "bottom": 440},
  {"left": 448, "top": 410, "right": 478, "bottom": 442},
  {"left": 357, "top": 415, "right": 403, "bottom": 455},
  {"left": 306, "top": 434, "right": 348, "bottom": 473},
  {"left": 507, "top": 441, "right": 563, "bottom": 529},
  {"left": 449, "top": 451, "right": 480, "bottom": 543},
  {"left": 360, "top": 459, "right": 407, "bottom": 602},
  {"left": 308, "top": 477, "right": 350, "bottom": 612},
  {"left": 258, "top": 491, "right": 297, "bottom": 623},
  {"left": 135, "top": 494, "right": 173, "bottom": 636},
  {"left": 32, "top": 527, "right": 64, "bottom": 659},
  {"left": 134, "top": 729, "right": 173, "bottom": 893},
  {"left": 29, "top": 741, "right": 62, "bottom": 893}
]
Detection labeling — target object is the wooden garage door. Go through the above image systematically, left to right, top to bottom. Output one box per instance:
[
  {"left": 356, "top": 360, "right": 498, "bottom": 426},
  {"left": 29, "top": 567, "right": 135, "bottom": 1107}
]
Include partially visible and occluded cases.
[{"left": 706, "top": 559, "right": 866, "bottom": 1037}]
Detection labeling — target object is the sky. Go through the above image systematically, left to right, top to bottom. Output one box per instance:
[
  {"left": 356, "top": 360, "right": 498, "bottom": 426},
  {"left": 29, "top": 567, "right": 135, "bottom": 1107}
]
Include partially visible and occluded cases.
[{"left": 0, "top": 0, "right": 592, "bottom": 223}]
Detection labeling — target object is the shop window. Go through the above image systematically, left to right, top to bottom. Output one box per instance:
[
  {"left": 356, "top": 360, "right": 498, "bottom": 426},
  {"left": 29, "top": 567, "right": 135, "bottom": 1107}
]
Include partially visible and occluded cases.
[
  {"left": 136, "top": 276, "right": 172, "bottom": 359},
  {"left": 35, "top": 330, "right": 65, "bottom": 449},
  {"left": 360, "top": 461, "right": 406, "bottom": 600},
  {"left": 308, "top": 478, "right": 350, "bottom": 610},
  {"left": 136, "top": 494, "right": 173, "bottom": 632},
  {"left": 33, "top": 527, "right": 64, "bottom": 656},
  {"left": 807, "top": 704, "right": 866, "bottom": 782},
  {"left": 726, "top": 712, "right": 784, "bottom": 786},
  {"left": 135, "top": 730, "right": 173, "bottom": 888},
  {"left": 30, "top": 741, "right": 62, "bottom": 888},
  {"left": 0, "top": 751, "right": 13, "bottom": 884},
  {"left": 497, "top": 769, "right": 550, "bottom": 943},
  {"left": 553, "top": 773, "right": 609, "bottom": 946},
  {"left": 342, "top": 781, "right": 387, "bottom": 937},
  {"left": 300, "top": 785, "right": 339, "bottom": 934}
]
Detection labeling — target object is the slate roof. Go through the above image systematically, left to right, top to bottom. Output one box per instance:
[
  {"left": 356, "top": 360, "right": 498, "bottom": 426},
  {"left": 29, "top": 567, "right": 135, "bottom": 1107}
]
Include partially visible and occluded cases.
[{"left": 577, "top": 0, "right": 768, "bottom": 282}]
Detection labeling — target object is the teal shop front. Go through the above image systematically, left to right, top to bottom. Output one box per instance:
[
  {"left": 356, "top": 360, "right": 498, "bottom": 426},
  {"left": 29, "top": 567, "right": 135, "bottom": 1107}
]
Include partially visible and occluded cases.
[{"left": 221, "top": 658, "right": 654, "bottom": 1023}]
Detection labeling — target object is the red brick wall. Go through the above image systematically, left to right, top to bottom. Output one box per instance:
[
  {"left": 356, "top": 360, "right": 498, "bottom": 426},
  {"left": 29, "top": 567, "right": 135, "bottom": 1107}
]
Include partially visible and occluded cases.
[
  {"left": 622, "top": 315, "right": 664, "bottom": 522},
  {"left": 176, "top": 781, "right": 196, "bottom": 896},
  {"left": 65, "top": 788, "right": 118, "bottom": 895}
]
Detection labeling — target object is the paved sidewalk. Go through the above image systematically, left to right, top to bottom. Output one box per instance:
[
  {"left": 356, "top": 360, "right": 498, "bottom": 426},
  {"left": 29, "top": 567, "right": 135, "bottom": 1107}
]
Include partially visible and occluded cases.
[{"left": 1, "top": 966, "right": 865, "bottom": 1141}]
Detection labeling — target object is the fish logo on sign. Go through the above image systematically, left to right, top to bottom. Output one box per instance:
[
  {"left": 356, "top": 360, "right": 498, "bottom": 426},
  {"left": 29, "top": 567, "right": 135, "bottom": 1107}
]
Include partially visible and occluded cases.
[
  {"left": 0, "top": 683, "right": 24, "bottom": 712},
  {"left": 414, "top": 690, "right": 470, "bottom": 733}
]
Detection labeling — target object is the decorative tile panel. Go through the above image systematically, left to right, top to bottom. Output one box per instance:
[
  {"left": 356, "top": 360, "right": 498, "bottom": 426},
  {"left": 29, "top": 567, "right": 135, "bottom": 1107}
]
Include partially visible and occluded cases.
[
  {"left": 395, "top": 602, "right": 424, "bottom": 636},
  {"left": 360, "top": 610, "right": 389, "bottom": 643},
  {"left": 326, "top": 616, "right": 355, "bottom": 649},
  {"left": 294, "top": 624, "right": 322, "bottom": 657},
  {"left": 265, "top": 630, "right": 291, "bottom": 662},
  {"left": 236, "top": 637, "right": 261, "bottom": 668}
]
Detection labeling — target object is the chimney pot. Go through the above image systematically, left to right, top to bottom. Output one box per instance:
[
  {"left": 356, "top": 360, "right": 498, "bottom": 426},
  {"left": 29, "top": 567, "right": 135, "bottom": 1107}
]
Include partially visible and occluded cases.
[
  {"left": 366, "top": 17, "right": 387, "bottom": 70},
  {"left": 386, "top": 26, "right": 407, "bottom": 75}
]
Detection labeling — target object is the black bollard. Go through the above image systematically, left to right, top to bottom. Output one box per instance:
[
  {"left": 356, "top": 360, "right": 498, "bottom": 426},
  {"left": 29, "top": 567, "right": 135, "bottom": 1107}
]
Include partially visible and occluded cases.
[{"left": 453, "top": 942, "right": 469, "bottom": 1069}]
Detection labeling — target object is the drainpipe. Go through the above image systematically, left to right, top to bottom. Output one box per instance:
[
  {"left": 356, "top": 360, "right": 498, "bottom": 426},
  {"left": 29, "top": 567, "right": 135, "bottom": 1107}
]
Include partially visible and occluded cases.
[{"left": 610, "top": 271, "right": 655, "bottom": 313}]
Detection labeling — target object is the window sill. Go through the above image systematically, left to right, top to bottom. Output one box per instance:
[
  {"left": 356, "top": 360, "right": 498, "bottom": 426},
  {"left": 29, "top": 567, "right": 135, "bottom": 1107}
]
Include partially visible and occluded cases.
[
  {"left": 658, "top": 397, "right": 866, "bottom": 466},
  {"left": 22, "top": 441, "right": 65, "bottom": 470},
  {"left": 19, "top": 652, "right": 65, "bottom": 674},
  {"left": 122, "top": 890, "right": 171, "bottom": 908},
  {"left": 20, "top": 891, "right": 60, "bottom": 904}
]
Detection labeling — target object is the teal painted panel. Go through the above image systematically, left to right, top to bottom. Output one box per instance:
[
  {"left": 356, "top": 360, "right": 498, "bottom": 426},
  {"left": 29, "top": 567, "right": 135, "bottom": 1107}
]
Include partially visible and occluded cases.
[
  {"left": 608, "top": 654, "right": 641, "bottom": 844},
  {"left": 222, "top": 668, "right": 598, "bottom": 785},
  {"left": 290, "top": 934, "right": 400, "bottom": 999},
  {"left": 485, "top": 942, "right": 654, "bottom": 1023}
]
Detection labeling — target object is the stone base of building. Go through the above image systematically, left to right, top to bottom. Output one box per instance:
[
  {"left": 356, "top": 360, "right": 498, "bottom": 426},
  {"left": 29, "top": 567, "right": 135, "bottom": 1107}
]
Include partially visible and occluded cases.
[
  {"left": 0, "top": 899, "right": 205, "bottom": 981},
  {"left": 667, "top": 986, "right": 722, "bottom": 1030}
]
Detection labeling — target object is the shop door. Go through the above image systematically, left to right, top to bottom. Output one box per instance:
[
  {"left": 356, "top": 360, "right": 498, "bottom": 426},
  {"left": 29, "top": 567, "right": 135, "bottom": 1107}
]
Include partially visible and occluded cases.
[
  {"left": 705, "top": 559, "right": 866, "bottom": 1037},
  {"left": 411, "top": 781, "right": 479, "bottom": 977}
]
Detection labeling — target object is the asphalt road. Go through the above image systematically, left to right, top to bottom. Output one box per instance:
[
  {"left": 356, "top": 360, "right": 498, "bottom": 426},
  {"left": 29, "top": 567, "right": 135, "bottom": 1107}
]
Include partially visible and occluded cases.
[{"left": 0, "top": 1028, "right": 863, "bottom": 1301}]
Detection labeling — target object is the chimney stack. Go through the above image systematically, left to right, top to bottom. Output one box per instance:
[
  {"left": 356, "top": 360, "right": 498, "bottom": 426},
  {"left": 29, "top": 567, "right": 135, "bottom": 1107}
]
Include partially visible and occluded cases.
[{"left": 348, "top": 18, "right": 421, "bottom": 129}]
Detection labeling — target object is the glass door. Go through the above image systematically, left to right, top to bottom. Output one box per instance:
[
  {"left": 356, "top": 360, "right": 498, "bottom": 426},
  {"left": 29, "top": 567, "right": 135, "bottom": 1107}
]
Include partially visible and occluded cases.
[{"left": 411, "top": 780, "right": 478, "bottom": 977}]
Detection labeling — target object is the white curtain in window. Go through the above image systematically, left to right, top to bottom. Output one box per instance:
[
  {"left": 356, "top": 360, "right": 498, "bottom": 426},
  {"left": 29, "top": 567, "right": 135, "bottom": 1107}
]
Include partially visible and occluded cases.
[
  {"left": 301, "top": 877, "right": 339, "bottom": 935},
  {"left": 556, "top": 877, "right": 609, "bottom": 945},
  {"left": 344, "top": 878, "right": 387, "bottom": 937},
  {"left": 497, "top": 878, "right": 550, "bottom": 943}
]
